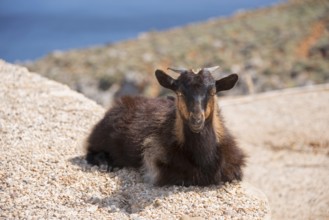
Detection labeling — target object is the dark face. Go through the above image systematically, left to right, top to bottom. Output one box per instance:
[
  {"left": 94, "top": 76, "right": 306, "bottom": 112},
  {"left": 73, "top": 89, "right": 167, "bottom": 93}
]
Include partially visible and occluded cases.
[
  {"left": 155, "top": 68, "right": 238, "bottom": 133},
  {"left": 175, "top": 70, "right": 216, "bottom": 133}
]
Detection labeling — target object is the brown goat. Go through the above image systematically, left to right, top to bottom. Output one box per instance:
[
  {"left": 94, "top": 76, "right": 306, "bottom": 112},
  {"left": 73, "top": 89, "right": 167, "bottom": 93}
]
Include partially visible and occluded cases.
[{"left": 85, "top": 67, "right": 246, "bottom": 186}]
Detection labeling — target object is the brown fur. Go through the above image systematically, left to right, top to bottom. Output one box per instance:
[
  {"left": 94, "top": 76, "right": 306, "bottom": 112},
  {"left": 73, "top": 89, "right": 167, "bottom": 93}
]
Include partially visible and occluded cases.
[
  {"left": 85, "top": 68, "right": 246, "bottom": 186},
  {"left": 176, "top": 94, "right": 189, "bottom": 120},
  {"left": 211, "top": 96, "right": 225, "bottom": 142},
  {"left": 174, "top": 110, "right": 185, "bottom": 144}
]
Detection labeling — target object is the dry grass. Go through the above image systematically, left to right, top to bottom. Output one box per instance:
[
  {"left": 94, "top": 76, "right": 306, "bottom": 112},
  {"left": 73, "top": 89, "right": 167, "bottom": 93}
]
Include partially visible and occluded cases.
[{"left": 24, "top": 0, "right": 329, "bottom": 107}]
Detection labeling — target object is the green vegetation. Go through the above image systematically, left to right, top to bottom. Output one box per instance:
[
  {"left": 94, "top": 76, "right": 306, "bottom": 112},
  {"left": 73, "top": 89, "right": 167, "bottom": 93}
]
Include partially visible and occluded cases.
[{"left": 25, "top": 0, "right": 329, "bottom": 105}]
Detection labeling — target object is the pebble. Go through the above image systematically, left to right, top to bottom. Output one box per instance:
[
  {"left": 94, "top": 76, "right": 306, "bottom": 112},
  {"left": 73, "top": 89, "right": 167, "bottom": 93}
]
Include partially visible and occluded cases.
[{"left": 87, "top": 205, "right": 98, "bottom": 213}]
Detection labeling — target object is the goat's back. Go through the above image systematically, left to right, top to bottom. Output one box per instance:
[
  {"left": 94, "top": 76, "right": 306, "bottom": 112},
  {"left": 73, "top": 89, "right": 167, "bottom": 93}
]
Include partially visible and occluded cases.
[{"left": 85, "top": 96, "right": 175, "bottom": 168}]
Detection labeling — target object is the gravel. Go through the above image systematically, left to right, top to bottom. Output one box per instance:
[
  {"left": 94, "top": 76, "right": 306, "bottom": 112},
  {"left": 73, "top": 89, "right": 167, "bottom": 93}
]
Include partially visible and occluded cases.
[{"left": 0, "top": 60, "right": 270, "bottom": 219}]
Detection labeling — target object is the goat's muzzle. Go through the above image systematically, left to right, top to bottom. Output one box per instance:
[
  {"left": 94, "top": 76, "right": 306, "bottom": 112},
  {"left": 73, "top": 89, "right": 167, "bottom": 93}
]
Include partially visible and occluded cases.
[{"left": 188, "top": 113, "right": 205, "bottom": 133}]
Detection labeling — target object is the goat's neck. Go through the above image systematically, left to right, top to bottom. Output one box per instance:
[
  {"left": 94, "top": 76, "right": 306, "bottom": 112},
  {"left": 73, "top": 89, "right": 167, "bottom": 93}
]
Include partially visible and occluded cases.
[
  {"left": 173, "top": 101, "right": 224, "bottom": 167},
  {"left": 180, "top": 117, "right": 218, "bottom": 167},
  {"left": 184, "top": 120, "right": 216, "bottom": 142}
]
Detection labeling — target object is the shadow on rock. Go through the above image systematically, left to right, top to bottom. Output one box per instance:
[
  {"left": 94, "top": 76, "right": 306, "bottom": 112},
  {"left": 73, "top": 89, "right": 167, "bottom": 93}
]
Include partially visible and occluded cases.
[
  {"left": 68, "top": 155, "right": 175, "bottom": 214},
  {"left": 69, "top": 155, "right": 92, "bottom": 172}
]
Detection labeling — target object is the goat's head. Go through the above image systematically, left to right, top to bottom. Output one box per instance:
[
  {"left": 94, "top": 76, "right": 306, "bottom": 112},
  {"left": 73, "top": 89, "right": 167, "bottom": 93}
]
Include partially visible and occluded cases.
[{"left": 155, "top": 67, "right": 238, "bottom": 133}]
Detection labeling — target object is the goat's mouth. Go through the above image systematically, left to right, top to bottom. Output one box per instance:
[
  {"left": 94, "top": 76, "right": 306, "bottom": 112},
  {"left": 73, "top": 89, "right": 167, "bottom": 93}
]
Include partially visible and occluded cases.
[
  {"left": 188, "top": 113, "right": 205, "bottom": 133},
  {"left": 188, "top": 122, "right": 204, "bottom": 133}
]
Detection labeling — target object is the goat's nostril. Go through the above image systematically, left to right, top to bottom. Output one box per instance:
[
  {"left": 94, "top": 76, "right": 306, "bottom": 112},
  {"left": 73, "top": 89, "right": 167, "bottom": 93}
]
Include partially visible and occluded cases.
[
  {"left": 191, "top": 114, "right": 203, "bottom": 124},
  {"left": 195, "top": 117, "right": 201, "bottom": 123}
]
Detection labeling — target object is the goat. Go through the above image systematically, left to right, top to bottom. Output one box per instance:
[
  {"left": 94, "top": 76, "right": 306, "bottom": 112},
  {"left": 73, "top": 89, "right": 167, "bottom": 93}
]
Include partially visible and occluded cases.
[{"left": 85, "top": 67, "right": 246, "bottom": 186}]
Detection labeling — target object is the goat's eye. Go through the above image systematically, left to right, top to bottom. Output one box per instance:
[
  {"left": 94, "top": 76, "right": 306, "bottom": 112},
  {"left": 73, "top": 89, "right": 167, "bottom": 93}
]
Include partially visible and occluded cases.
[
  {"left": 209, "top": 90, "right": 216, "bottom": 96},
  {"left": 177, "top": 92, "right": 184, "bottom": 97}
]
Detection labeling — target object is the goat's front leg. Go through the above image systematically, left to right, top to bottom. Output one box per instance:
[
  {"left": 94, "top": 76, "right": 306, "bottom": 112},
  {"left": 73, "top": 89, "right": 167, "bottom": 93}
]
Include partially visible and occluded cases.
[
  {"left": 219, "top": 144, "right": 246, "bottom": 183},
  {"left": 153, "top": 160, "right": 194, "bottom": 186}
]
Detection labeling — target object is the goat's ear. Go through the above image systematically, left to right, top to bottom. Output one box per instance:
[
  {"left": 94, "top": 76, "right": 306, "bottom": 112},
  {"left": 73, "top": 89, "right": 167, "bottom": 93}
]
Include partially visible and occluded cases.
[
  {"left": 155, "top": 70, "right": 177, "bottom": 91},
  {"left": 216, "top": 74, "right": 238, "bottom": 92}
]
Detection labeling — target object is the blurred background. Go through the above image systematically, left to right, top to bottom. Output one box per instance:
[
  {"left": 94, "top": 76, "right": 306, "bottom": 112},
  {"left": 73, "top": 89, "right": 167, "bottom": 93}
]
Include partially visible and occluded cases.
[
  {"left": 0, "top": 0, "right": 279, "bottom": 62},
  {"left": 0, "top": 0, "right": 328, "bottom": 107},
  {"left": 1, "top": 0, "right": 328, "bottom": 106},
  {"left": 2, "top": 0, "right": 327, "bottom": 108}
]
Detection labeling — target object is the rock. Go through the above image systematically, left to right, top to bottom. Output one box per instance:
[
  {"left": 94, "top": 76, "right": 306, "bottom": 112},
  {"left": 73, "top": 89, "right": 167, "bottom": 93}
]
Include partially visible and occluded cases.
[
  {"left": 0, "top": 60, "right": 270, "bottom": 219},
  {"left": 220, "top": 84, "right": 329, "bottom": 219},
  {"left": 180, "top": 214, "right": 204, "bottom": 220}
]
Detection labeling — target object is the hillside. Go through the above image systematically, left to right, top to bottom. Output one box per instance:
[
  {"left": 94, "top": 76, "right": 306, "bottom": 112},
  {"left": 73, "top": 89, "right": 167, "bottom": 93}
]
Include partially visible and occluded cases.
[{"left": 24, "top": 0, "right": 329, "bottom": 107}]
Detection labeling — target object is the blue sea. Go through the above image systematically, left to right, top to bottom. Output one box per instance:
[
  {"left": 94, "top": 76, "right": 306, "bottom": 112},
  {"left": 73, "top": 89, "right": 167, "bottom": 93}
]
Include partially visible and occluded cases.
[{"left": 0, "top": 0, "right": 281, "bottom": 62}]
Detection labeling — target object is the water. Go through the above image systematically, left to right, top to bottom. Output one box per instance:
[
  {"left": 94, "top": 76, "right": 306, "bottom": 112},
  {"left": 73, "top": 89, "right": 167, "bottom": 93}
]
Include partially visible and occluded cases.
[{"left": 0, "top": 0, "right": 281, "bottom": 62}]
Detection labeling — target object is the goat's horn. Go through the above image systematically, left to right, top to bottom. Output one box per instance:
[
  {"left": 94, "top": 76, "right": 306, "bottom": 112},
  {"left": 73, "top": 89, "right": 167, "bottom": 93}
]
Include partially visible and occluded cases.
[
  {"left": 204, "top": 66, "right": 220, "bottom": 73},
  {"left": 167, "top": 67, "right": 187, "bottom": 74}
]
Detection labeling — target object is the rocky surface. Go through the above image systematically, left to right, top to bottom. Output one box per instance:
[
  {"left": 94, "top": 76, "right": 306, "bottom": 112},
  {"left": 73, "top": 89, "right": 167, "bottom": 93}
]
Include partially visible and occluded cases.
[
  {"left": 2, "top": 58, "right": 329, "bottom": 219},
  {"left": 0, "top": 60, "right": 270, "bottom": 219},
  {"left": 222, "top": 84, "right": 329, "bottom": 219}
]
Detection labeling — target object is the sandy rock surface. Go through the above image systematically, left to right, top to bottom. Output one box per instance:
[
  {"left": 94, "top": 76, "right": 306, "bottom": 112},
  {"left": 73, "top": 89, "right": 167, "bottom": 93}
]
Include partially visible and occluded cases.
[
  {"left": 0, "top": 60, "right": 270, "bottom": 219},
  {"left": 221, "top": 85, "right": 329, "bottom": 219}
]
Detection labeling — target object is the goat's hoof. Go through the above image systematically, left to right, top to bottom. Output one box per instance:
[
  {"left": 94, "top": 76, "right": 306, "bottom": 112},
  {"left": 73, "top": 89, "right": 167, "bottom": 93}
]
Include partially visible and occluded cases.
[
  {"left": 86, "top": 152, "right": 110, "bottom": 167},
  {"left": 222, "top": 166, "right": 243, "bottom": 182}
]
